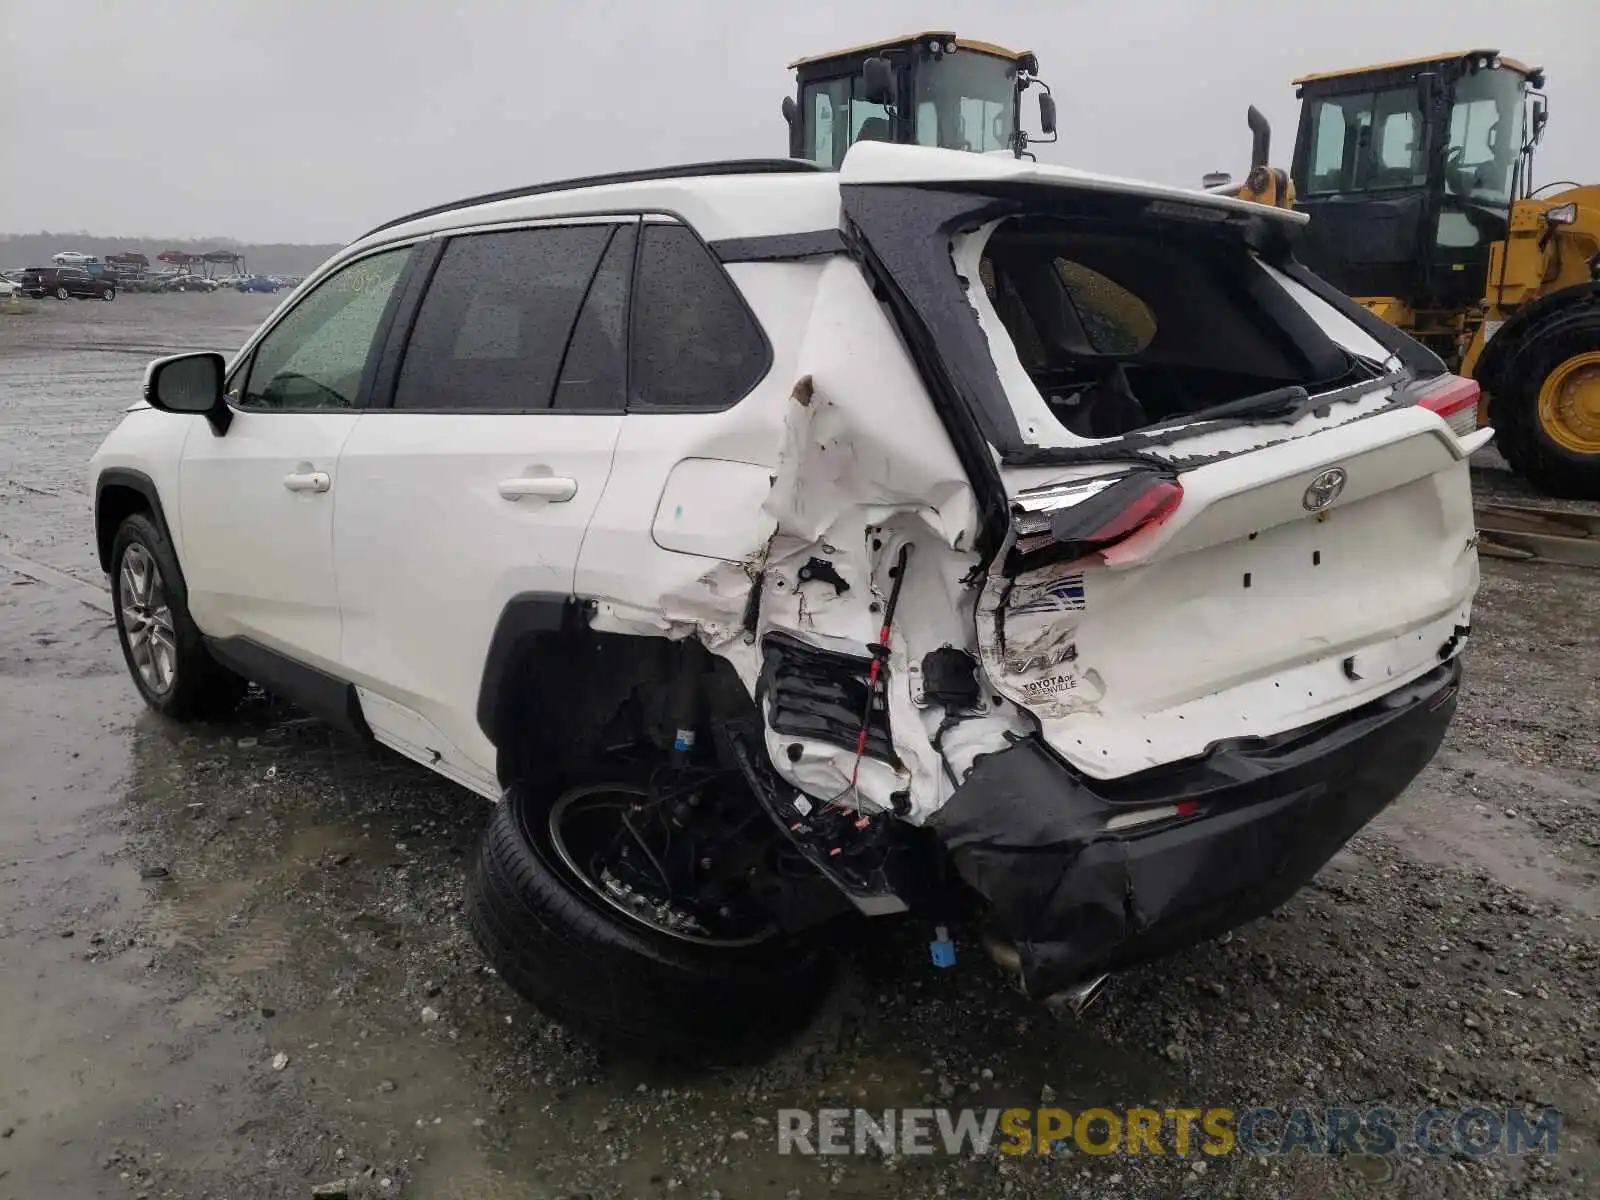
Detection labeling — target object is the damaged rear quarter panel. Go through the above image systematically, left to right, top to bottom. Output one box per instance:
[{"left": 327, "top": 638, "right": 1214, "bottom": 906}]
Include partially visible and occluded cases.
[{"left": 588, "top": 253, "right": 1028, "bottom": 822}]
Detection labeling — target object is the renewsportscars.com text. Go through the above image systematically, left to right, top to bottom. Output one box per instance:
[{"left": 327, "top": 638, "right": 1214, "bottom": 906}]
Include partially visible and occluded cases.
[{"left": 776, "top": 1106, "right": 1561, "bottom": 1158}]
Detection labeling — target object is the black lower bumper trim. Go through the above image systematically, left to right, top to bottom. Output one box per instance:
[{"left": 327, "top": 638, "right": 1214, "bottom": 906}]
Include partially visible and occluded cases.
[{"left": 930, "top": 659, "right": 1461, "bottom": 996}]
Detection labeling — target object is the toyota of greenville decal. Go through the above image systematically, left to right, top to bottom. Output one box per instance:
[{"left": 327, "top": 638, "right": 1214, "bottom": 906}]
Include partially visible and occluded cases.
[{"left": 1021, "top": 672, "right": 1078, "bottom": 698}]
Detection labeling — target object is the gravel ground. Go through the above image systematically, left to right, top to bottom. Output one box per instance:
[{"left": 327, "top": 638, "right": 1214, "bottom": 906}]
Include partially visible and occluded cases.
[{"left": 0, "top": 293, "right": 1596, "bottom": 1199}]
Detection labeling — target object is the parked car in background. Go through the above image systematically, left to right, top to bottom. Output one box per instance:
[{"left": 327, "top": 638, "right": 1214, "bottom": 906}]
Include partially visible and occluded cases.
[
  {"left": 51, "top": 251, "right": 94, "bottom": 265},
  {"left": 21, "top": 266, "right": 116, "bottom": 300},
  {"left": 160, "top": 274, "right": 219, "bottom": 293},
  {"left": 235, "top": 275, "right": 280, "bottom": 293},
  {"left": 0, "top": 277, "right": 17, "bottom": 298}
]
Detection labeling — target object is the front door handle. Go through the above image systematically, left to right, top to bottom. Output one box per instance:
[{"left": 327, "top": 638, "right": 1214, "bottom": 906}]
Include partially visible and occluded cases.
[
  {"left": 283, "top": 471, "right": 331, "bottom": 493},
  {"left": 498, "top": 475, "right": 577, "bottom": 502}
]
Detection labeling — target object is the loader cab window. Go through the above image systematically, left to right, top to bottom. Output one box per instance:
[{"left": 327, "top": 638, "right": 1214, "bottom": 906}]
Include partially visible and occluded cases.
[
  {"left": 921, "top": 50, "right": 1017, "bottom": 154},
  {"left": 1443, "top": 67, "right": 1524, "bottom": 207},
  {"left": 801, "top": 75, "right": 891, "bottom": 167},
  {"left": 1305, "top": 87, "right": 1424, "bottom": 194}
]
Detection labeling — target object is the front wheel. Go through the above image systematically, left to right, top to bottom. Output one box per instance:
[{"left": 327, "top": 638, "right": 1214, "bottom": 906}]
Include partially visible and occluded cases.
[
  {"left": 54, "top": 285, "right": 69, "bottom": 300},
  {"left": 101, "top": 286, "right": 115, "bottom": 301},
  {"left": 1497, "top": 306, "right": 1600, "bottom": 499},
  {"left": 110, "top": 513, "right": 246, "bottom": 719},
  {"left": 467, "top": 766, "right": 835, "bottom": 1061}
]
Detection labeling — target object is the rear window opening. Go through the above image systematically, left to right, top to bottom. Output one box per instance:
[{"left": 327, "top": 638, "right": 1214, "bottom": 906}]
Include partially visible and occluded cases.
[{"left": 977, "top": 216, "right": 1383, "bottom": 440}]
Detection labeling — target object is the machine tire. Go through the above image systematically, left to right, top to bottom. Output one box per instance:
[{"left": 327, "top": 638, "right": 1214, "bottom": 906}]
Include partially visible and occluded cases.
[
  {"left": 1496, "top": 305, "right": 1600, "bottom": 500},
  {"left": 110, "top": 513, "right": 247, "bottom": 720},
  {"left": 466, "top": 768, "right": 834, "bottom": 1062}
]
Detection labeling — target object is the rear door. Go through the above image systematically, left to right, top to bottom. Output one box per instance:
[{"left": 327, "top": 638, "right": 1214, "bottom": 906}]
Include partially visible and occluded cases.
[{"left": 332, "top": 218, "right": 631, "bottom": 792}]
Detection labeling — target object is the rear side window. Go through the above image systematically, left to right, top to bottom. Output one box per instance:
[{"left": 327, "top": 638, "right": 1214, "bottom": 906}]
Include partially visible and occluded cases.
[
  {"left": 629, "top": 224, "right": 769, "bottom": 411},
  {"left": 394, "top": 225, "right": 616, "bottom": 412}
]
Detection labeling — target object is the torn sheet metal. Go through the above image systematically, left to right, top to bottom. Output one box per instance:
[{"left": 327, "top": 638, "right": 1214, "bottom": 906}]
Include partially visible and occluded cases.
[{"left": 589, "top": 255, "right": 1028, "bottom": 823}]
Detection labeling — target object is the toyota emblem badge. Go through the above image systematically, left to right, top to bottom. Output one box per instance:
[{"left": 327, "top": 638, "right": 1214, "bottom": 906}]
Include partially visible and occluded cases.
[{"left": 1303, "top": 467, "right": 1348, "bottom": 512}]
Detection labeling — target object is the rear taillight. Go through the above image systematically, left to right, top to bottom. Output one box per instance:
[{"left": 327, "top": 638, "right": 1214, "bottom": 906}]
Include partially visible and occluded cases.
[
  {"left": 1417, "top": 374, "right": 1480, "bottom": 439},
  {"left": 1010, "top": 470, "right": 1183, "bottom": 572}
]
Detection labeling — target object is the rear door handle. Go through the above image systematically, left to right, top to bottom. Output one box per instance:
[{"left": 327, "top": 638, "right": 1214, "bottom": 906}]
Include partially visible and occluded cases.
[
  {"left": 283, "top": 471, "right": 331, "bottom": 493},
  {"left": 498, "top": 476, "right": 577, "bottom": 502}
]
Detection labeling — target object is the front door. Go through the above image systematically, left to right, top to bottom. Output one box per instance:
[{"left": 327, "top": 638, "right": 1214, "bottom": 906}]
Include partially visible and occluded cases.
[
  {"left": 333, "top": 219, "right": 632, "bottom": 784},
  {"left": 178, "top": 246, "right": 412, "bottom": 671}
]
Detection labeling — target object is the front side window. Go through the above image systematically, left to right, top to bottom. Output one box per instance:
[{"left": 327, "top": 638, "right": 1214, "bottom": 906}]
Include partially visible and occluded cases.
[
  {"left": 393, "top": 224, "right": 619, "bottom": 412},
  {"left": 630, "top": 224, "right": 768, "bottom": 411},
  {"left": 240, "top": 248, "right": 408, "bottom": 410}
]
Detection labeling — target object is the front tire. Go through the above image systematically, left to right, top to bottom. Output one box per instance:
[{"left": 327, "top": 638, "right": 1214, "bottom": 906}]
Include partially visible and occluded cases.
[
  {"left": 54, "top": 285, "right": 69, "bottom": 300},
  {"left": 101, "top": 286, "right": 115, "bottom": 301},
  {"left": 1496, "top": 306, "right": 1600, "bottom": 499},
  {"left": 110, "top": 513, "right": 246, "bottom": 720},
  {"left": 467, "top": 769, "right": 834, "bottom": 1062}
]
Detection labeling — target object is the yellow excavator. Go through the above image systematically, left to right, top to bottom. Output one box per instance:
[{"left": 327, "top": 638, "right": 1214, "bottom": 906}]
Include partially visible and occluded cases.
[
  {"left": 780, "top": 32, "right": 1058, "bottom": 166},
  {"left": 1221, "top": 50, "right": 1600, "bottom": 497}
]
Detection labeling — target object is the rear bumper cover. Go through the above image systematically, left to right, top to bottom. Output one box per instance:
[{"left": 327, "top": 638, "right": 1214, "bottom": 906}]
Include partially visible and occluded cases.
[{"left": 931, "top": 658, "right": 1461, "bottom": 997}]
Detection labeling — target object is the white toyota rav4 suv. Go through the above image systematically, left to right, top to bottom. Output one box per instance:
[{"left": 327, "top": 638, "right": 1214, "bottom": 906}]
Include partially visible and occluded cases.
[{"left": 90, "top": 144, "right": 1483, "bottom": 1057}]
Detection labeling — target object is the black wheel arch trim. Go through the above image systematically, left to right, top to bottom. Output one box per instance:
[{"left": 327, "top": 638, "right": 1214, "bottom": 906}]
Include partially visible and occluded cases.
[
  {"left": 1474, "top": 281, "right": 1600, "bottom": 395},
  {"left": 95, "top": 468, "right": 178, "bottom": 577},
  {"left": 475, "top": 592, "right": 594, "bottom": 745},
  {"left": 203, "top": 636, "right": 373, "bottom": 740}
]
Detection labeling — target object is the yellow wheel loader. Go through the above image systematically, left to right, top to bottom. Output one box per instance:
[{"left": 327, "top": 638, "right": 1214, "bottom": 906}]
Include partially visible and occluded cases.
[
  {"left": 781, "top": 32, "right": 1058, "bottom": 166},
  {"left": 1232, "top": 50, "right": 1600, "bottom": 497}
]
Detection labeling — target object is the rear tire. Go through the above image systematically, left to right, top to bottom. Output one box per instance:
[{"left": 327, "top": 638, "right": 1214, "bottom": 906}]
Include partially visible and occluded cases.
[
  {"left": 54, "top": 285, "right": 69, "bottom": 300},
  {"left": 101, "top": 286, "right": 115, "bottom": 301},
  {"left": 1495, "top": 306, "right": 1600, "bottom": 499},
  {"left": 110, "top": 513, "right": 247, "bottom": 720},
  {"left": 467, "top": 767, "right": 834, "bottom": 1062}
]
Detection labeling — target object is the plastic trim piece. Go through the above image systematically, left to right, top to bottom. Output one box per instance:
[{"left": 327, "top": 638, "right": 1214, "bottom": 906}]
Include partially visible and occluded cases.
[
  {"left": 710, "top": 230, "right": 848, "bottom": 263},
  {"left": 94, "top": 468, "right": 175, "bottom": 575},
  {"left": 474, "top": 593, "right": 591, "bottom": 743},
  {"left": 204, "top": 636, "right": 373, "bottom": 740}
]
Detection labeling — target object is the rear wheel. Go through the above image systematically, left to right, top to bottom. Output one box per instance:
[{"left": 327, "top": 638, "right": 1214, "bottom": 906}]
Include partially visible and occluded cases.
[
  {"left": 53, "top": 285, "right": 69, "bottom": 300},
  {"left": 101, "top": 286, "right": 115, "bottom": 301},
  {"left": 1497, "top": 307, "right": 1600, "bottom": 499},
  {"left": 110, "top": 513, "right": 247, "bottom": 720},
  {"left": 467, "top": 761, "right": 834, "bottom": 1061}
]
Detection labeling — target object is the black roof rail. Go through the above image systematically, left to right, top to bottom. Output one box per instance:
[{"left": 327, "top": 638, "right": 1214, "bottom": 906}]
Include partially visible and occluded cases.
[{"left": 359, "top": 158, "right": 825, "bottom": 240}]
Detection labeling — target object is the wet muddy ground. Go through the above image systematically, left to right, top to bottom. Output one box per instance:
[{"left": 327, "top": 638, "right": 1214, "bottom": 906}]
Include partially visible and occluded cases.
[{"left": 1, "top": 294, "right": 1597, "bottom": 1199}]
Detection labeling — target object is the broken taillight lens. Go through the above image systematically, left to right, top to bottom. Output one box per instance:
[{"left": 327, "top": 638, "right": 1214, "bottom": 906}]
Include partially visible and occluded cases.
[
  {"left": 1416, "top": 374, "right": 1481, "bottom": 439},
  {"left": 1009, "top": 470, "right": 1183, "bottom": 573}
]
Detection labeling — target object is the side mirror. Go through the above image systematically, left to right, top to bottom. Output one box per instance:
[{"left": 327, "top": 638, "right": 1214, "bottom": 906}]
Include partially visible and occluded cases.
[
  {"left": 862, "top": 56, "right": 895, "bottom": 106},
  {"left": 1038, "top": 93, "right": 1058, "bottom": 136},
  {"left": 781, "top": 95, "right": 798, "bottom": 129},
  {"left": 1531, "top": 95, "right": 1549, "bottom": 144},
  {"left": 144, "top": 351, "right": 231, "bottom": 435}
]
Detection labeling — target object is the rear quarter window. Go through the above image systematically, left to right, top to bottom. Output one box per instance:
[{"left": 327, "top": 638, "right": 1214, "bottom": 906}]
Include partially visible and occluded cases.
[{"left": 629, "top": 224, "right": 770, "bottom": 411}]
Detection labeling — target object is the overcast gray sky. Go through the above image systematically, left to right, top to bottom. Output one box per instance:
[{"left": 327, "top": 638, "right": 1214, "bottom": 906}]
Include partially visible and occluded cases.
[{"left": 3, "top": 0, "right": 1595, "bottom": 243}]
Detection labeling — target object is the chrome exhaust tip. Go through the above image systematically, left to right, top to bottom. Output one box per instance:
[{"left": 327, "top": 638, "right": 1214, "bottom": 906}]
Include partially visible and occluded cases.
[
  {"left": 983, "top": 931, "right": 1113, "bottom": 1016},
  {"left": 1043, "top": 973, "right": 1111, "bottom": 1019}
]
